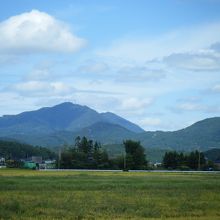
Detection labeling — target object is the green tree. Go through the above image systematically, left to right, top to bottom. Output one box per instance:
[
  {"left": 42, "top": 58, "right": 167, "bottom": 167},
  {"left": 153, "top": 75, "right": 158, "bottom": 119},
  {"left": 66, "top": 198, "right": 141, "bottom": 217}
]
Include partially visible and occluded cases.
[
  {"left": 60, "top": 137, "right": 111, "bottom": 169},
  {"left": 124, "top": 140, "right": 148, "bottom": 170},
  {"left": 163, "top": 150, "right": 206, "bottom": 170},
  {"left": 187, "top": 150, "right": 206, "bottom": 170},
  {"left": 163, "top": 151, "right": 179, "bottom": 169}
]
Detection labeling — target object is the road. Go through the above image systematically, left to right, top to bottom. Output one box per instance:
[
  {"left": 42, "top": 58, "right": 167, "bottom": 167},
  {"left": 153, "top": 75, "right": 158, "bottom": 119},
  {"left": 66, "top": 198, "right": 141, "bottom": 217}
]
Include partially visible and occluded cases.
[{"left": 40, "top": 169, "right": 220, "bottom": 173}]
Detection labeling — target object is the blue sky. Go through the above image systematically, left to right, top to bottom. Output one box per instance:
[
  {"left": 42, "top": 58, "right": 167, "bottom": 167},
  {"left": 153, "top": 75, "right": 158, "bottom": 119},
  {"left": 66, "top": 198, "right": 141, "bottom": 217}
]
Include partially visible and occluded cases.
[{"left": 0, "top": 0, "right": 220, "bottom": 130}]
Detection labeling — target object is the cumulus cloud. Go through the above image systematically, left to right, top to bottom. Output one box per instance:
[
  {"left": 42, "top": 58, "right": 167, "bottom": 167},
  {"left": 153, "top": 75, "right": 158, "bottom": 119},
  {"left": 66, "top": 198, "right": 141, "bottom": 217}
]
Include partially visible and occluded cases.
[{"left": 0, "top": 10, "right": 86, "bottom": 54}]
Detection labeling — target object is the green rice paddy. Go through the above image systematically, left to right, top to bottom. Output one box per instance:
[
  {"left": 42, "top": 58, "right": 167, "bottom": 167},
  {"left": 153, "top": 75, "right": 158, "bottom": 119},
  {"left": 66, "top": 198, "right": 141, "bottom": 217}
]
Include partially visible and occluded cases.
[{"left": 0, "top": 169, "right": 220, "bottom": 219}]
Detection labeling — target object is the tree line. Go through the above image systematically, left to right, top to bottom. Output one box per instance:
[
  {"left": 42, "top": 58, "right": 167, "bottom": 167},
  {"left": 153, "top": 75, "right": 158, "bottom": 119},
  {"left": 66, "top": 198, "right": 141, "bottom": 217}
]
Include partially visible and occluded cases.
[
  {"left": 1, "top": 137, "right": 214, "bottom": 170},
  {"left": 59, "top": 137, "right": 148, "bottom": 170},
  {"left": 0, "top": 140, "right": 56, "bottom": 160},
  {"left": 162, "top": 150, "right": 206, "bottom": 170}
]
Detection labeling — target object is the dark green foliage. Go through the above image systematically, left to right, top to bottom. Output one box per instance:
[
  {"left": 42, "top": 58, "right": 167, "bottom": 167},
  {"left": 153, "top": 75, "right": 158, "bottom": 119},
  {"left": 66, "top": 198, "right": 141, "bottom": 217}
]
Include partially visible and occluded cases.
[
  {"left": 60, "top": 136, "right": 110, "bottom": 169},
  {"left": 0, "top": 140, "right": 56, "bottom": 160},
  {"left": 124, "top": 140, "right": 148, "bottom": 170},
  {"left": 204, "top": 148, "right": 220, "bottom": 161},
  {"left": 163, "top": 150, "right": 206, "bottom": 170},
  {"left": 187, "top": 150, "right": 206, "bottom": 170},
  {"left": 5, "top": 159, "right": 24, "bottom": 168}
]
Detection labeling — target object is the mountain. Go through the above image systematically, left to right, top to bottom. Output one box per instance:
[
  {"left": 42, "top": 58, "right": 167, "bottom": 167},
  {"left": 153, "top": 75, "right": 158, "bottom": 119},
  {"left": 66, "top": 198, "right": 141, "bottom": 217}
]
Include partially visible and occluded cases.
[
  {"left": 0, "top": 102, "right": 143, "bottom": 145},
  {"left": 0, "top": 102, "right": 100, "bottom": 135},
  {"left": 0, "top": 103, "right": 220, "bottom": 153},
  {"left": 100, "top": 112, "right": 144, "bottom": 133},
  {"left": 137, "top": 117, "right": 220, "bottom": 151},
  {"left": 203, "top": 148, "right": 220, "bottom": 162}
]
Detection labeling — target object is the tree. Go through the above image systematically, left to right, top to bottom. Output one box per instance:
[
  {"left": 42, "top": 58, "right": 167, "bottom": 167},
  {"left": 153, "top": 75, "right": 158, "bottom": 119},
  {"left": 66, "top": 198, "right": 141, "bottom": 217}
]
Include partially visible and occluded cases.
[
  {"left": 74, "top": 136, "right": 81, "bottom": 148},
  {"left": 59, "top": 137, "right": 111, "bottom": 169},
  {"left": 123, "top": 140, "right": 148, "bottom": 170},
  {"left": 163, "top": 150, "right": 206, "bottom": 170},
  {"left": 187, "top": 150, "right": 206, "bottom": 170},
  {"left": 163, "top": 151, "right": 179, "bottom": 169}
]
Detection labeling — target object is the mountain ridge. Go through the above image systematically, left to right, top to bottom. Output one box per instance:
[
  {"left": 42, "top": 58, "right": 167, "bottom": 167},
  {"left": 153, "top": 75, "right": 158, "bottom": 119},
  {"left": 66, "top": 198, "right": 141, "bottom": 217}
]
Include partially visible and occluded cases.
[{"left": 0, "top": 102, "right": 220, "bottom": 152}]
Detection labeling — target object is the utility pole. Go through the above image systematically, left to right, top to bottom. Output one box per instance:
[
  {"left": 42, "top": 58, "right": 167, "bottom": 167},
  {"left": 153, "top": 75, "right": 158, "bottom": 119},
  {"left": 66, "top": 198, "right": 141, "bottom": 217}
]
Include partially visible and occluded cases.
[
  {"left": 58, "top": 148, "right": 61, "bottom": 170},
  {"left": 198, "top": 150, "right": 201, "bottom": 171},
  {"left": 123, "top": 152, "right": 126, "bottom": 171}
]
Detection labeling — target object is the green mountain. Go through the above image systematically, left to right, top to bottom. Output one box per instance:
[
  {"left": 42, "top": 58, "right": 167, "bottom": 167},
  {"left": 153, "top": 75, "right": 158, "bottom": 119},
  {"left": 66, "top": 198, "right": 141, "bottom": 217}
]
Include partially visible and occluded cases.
[
  {"left": 0, "top": 102, "right": 144, "bottom": 140},
  {"left": 0, "top": 103, "right": 220, "bottom": 154},
  {"left": 137, "top": 117, "right": 220, "bottom": 151},
  {"left": 203, "top": 148, "right": 220, "bottom": 161}
]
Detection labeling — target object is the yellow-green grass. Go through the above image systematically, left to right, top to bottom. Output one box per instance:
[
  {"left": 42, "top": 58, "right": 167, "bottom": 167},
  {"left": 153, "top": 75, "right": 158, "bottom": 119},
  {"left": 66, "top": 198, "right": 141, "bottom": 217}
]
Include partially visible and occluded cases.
[{"left": 0, "top": 169, "right": 220, "bottom": 219}]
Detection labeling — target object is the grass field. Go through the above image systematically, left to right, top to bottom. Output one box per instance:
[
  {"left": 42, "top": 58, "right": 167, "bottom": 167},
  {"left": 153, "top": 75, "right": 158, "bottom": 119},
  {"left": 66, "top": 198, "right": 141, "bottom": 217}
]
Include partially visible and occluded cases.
[{"left": 0, "top": 169, "right": 220, "bottom": 219}]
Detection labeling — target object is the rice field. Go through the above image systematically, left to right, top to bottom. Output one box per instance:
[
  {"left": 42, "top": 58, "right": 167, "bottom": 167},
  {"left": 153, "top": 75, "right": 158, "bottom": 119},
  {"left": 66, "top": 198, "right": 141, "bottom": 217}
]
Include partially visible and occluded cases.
[{"left": 0, "top": 169, "right": 220, "bottom": 219}]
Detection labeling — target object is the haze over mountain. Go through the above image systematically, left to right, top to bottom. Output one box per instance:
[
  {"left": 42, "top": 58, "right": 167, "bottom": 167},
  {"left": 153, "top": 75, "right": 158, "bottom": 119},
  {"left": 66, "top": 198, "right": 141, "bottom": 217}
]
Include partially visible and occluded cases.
[{"left": 0, "top": 102, "right": 220, "bottom": 152}]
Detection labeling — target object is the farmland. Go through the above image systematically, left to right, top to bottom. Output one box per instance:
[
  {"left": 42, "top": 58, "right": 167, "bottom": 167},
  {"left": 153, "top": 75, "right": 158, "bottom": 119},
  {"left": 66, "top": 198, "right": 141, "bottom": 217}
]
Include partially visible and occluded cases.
[{"left": 0, "top": 169, "right": 220, "bottom": 219}]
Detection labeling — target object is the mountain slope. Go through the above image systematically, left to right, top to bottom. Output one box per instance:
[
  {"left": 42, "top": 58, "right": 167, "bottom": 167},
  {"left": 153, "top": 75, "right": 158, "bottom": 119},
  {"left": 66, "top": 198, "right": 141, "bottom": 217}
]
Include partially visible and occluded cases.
[
  {"left": 0, "top": 102, "right": 143, "bottom": 137},
  {"left": 0, "top": 102, "right": 99, "bottom": 134},
  {"left": 0, "top": 103, "right": 219, "bottom": 152},
  {"left": 100, "top": 112, "right": 144, "bottom": 133},
  {"left": 138, "top": 117, "right": 220, "bottom": 151},
  {"left": 71, "top": 121, "right": 135, "bottom": 144},
  {"left": 0, "top": 122, "right": 135, "bottom": 147},
  {"left": 0, "top": 140, "right": 56, "bottom": 159}
]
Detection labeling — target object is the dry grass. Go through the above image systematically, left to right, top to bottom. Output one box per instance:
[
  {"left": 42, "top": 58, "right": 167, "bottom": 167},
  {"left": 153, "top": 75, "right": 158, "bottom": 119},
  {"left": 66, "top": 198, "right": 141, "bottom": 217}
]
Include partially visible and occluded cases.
[{"left": 0, "top": 169, "right": 220, "bottom": 219}]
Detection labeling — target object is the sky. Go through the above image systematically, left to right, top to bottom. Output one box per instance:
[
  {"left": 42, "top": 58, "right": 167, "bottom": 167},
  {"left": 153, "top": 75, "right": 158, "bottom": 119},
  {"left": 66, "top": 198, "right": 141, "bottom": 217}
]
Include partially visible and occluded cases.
[{"left": 0, "top": 0, "right": 220, "bottom": 131}]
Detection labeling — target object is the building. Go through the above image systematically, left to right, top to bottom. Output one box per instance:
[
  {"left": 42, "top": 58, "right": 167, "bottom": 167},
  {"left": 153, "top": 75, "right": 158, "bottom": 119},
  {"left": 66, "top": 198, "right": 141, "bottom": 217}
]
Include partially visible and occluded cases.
[
  {"left": 22, "top": 156, "right": 42, "bottom": 169},
  {"left": 30, "top": 156, "right": 42, "bottom": 164},
  {"left": 0, "top": 157, "right": 6, "bottom": 168},
  {"left": 39, "top": 160, "right": 56, "bottom": 169},
  {"left": 23, "top": 161, "right": 37, "bottom": 169}
]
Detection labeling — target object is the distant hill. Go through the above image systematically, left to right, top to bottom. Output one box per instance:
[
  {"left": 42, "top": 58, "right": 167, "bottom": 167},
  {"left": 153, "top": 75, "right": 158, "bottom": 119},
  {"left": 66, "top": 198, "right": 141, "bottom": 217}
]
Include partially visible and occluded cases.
[
  {"left": 0, "top": 102, "right": 144, "bottom": 137},
  {"left": 0, "top": 103, "right": 220, "bottom": 153},
  {"left": 137, "top": 117, "right": 220, "bottom": 151},
  {"left": 4, "top": 122, "right": 135, "bottom": 147},
  {"left": 0, "top": 140, "right": 56, "bottom": 159},
  {"left": 204, "top": 148, "right": 220, "bottom": 161}
]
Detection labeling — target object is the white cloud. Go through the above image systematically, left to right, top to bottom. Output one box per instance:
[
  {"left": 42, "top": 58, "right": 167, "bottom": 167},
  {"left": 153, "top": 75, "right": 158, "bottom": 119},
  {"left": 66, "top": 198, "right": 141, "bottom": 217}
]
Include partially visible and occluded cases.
[
  {"left": 0, "top": 10, "right": 86, "bottom": 54},
  {"left": 97, "top": 22, "right": 220, "bottom": 62},
  {"left": 211, "top": 42, "right": 220, "bottom": 53},
  {"left": 163, "top": 51, "right": 220, "bottom": 71},
  {"left": 78, "top": 62, "right": 109, "bottom": 74},
  {"left": 117, "top": 66, "right": 166, "bottom": 83},
  {"left": 26, "top": 68, "right": 51, "bottom": 81},
  {"left": 11, "top": 81, "right": 75, "bottom": 96},
  {"left": 211, "top": 84, "right": 220, "bottom": 93},
  {"left": 0, "top": 92, "right": 37, "bottom": 116},
  {"left": 119, "top": 97, "right": 153, "bottom": 111},
  {"left": 177, "top": 102, "right": 203, "bottom": 111},
  {"left": 138, "top": 117, "right": 161, "bottom": 127}
]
